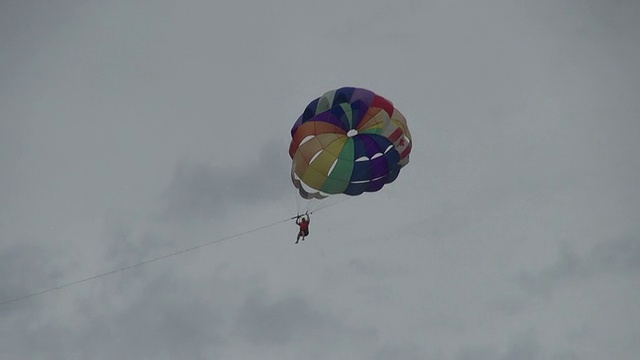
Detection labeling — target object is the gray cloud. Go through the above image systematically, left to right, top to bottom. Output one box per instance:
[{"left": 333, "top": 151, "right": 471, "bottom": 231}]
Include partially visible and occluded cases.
[
  {"left": 2, "top": 0, "right": 640, "bottom": 359},
  {"left": 162, "top": 141, "right": 290, "bottom": 222},
  {"left": 519, "top": 237, "right": 640, "bottom": 297},
  {"left": 0, "top": 245, "right": 62, "bottom": 310},
  {"left": 1, "top": 269, "right": 225, "bottom": 360},
  {"left": 75, "top": 276, "right": 224, "bottom": 360},
  {"left": 233, "top": 288, "right": 378, "bottom": 356},
  {"left": 235, "top": 292, "right": 333, "bottom": 345},
  {"left": 454, "top": 331, "right": 540, "bottom": 360},
  {"left": 501, "top": 331, "right": 540, "bottom": 360},
  {"left": 374, "top": 345, "right": 428, "bottom": 360},
  {"left": 456, "top": 345, "right": 500, "bottom": 360}
]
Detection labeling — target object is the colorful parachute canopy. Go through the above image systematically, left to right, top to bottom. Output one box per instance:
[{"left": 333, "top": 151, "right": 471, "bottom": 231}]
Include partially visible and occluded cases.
[{"left": 289, "top": 87, "right": 412, "bottom": 199}]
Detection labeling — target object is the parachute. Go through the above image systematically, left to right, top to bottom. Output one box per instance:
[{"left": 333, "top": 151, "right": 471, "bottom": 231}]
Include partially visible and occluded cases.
[{"left": 289, "top": 87, "right": 412, "bottom": 201}]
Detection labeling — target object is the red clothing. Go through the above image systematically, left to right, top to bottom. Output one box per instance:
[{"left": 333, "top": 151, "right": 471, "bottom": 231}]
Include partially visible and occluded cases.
[{"left": 299, "top": 220, "right": 309, "bottom": 231}]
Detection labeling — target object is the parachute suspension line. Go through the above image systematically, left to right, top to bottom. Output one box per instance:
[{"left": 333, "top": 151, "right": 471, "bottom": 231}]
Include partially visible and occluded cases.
[
  {"left": 295, "top": 189, "right": 302, "bottom": 215},
  {"left": 310, "top": 195, "right": 353, "bottom": 214},
  {"left": 304, "top": 197, "right": 320, "bottom": 214},
  {"left": 0, "top": 217, "right": 293, "bottom": 307}
]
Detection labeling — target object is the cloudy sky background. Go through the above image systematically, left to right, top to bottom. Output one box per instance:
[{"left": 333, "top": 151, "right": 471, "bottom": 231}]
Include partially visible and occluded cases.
[{"left": 1, "top": 0, "right": 639, "bottom": 359}]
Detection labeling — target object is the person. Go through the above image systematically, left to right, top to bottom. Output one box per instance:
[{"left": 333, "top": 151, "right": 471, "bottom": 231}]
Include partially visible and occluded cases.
[{"left": 295, "top": 214, "right": 310, "bottom": 244}]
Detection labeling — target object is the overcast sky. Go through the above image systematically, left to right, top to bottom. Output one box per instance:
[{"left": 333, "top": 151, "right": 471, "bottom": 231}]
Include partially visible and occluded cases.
[{"left": 1, "top": 0, "right": 639, "bottom": 359}]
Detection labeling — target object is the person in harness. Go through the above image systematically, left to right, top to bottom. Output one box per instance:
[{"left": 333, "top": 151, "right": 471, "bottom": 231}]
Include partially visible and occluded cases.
[{"left": 295, "top": 213, "right": 310, "bottom": 244}]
